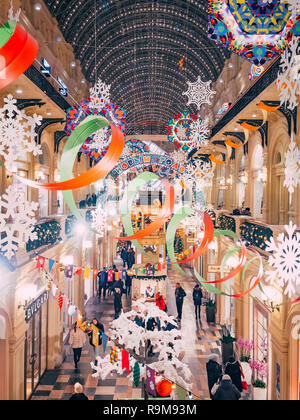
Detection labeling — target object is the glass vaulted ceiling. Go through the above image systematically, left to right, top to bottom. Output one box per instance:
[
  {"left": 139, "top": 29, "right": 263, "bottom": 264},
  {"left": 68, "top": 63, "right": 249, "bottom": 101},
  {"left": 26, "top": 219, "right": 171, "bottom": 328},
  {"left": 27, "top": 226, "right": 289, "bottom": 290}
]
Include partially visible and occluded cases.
[{"left": 45, "top": 0, "right": 230, "bottom": 134}]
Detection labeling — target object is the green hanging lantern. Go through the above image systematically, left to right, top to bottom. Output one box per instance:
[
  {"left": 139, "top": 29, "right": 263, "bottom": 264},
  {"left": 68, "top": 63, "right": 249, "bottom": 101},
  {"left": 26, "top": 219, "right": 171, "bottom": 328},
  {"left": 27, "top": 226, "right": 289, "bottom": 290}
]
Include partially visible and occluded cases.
[{"left": 133, "top": 362, "right": 140, "bottom": 388}]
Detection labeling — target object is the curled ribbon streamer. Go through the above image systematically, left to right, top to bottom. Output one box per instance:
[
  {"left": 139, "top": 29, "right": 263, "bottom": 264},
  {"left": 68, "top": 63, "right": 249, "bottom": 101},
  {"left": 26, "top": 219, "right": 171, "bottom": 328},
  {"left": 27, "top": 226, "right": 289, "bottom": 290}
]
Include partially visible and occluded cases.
[
  {"left": 0, "top": 21, "right": 38, "bottom": 90},
  {"left": 257, "top": 102, "right": 280, "bottom": 112},
  {"left": 240, "top": 108, "right": 267, "bottom": 131},
  {"left": 15, "top": 116, "right": 124, "bottom": 219},
  {"left": 225, "top": 138, "right": 243, "bottom": 149},
  {"left": 209, "top": 154, "right": 224, "bottom": 164},
  {"left": 115, "top": 176, "right": 174, "bottom": 241},
  {"left": 172, "top": 212, "right": 214, "bottom": 265}
]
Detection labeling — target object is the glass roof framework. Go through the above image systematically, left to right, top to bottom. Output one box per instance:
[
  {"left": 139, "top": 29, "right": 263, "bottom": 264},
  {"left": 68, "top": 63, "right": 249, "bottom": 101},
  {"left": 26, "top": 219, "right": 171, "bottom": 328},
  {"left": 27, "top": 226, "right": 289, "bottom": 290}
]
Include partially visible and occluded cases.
[{"left": 45, "top": 0, "right": 230, "bottom": 134}]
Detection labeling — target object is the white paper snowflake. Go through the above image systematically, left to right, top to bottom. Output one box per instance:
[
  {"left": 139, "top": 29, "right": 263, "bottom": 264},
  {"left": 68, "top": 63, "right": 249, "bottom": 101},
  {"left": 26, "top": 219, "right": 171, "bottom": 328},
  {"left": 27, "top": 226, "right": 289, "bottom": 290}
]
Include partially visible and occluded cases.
[
  {"left": 8, "top": 0, "right": 21, "bottom": 21},
  {"left": 289, "top": 0, "right": 300, "bottom": 15},
  {"left": 277, "top": 37, "right": 300, "bottom": 111},
  {"left": 183, "top": 76, "right": 216, "bottom": 110},
  {"left": 89, "top": 78, "right": 111, "bottom": 110},
  {"left": 0, "top": 95, "right": 42, "bottom": 172},
  {"left": 189, "top": 118, "right": 210, "bottom": 150},
  {"left": 176, "top": 124, "right": 188, "bottom": 142},
  {"left": 86, "top": 126, "right": 111, "bottom": 152},
  {"left": 284, "top": 137, "right": 300, "bottom": 196},
  {"left": 170, "top": 149, "right": 189, "bottom": 166},
  {"left": 187, "top": 160, "right": 214, "bottom": 183},
  {"left": 0, "top": 185, "right": 39, "bottom": 259},
  {"left": 91, "top": 206, "right": 107, "bottom": 236},
  {"left": 265, "top": 222, "right": 300, "bottom": 297}
]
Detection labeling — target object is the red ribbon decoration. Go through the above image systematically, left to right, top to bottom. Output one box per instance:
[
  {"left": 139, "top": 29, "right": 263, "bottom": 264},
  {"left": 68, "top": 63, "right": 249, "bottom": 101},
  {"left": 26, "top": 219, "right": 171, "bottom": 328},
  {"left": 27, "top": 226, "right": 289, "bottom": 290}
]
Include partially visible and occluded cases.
[
  {"left": 0, "top": 21, "right": 38, "bottom": 90},
  {"left": 15, "top": 118, "right": 124, "bottom": 191},
  {"left": 114, "top": 179, "right": 174, "bottom": 241},
  {"left": 172, "top": 212, "right": 214, "bottom": 265}
]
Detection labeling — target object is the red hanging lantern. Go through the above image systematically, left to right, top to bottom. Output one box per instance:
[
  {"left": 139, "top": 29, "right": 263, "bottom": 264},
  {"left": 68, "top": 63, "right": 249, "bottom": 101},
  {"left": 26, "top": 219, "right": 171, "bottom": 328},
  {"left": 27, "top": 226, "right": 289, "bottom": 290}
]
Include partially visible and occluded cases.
[
  {"left": 0, "top": 21, "right": 38, "bottom": 90},
  {"left": 156, "top": 379, "right": 173, "bottom": 397}
]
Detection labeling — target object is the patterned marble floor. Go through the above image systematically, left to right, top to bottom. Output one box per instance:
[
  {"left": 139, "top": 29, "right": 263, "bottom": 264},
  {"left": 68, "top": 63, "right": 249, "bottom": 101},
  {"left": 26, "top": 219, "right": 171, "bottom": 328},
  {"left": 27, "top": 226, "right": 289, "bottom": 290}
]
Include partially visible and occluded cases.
[{"left": 31, "top": 263, "right": 247, "bottom": 400}]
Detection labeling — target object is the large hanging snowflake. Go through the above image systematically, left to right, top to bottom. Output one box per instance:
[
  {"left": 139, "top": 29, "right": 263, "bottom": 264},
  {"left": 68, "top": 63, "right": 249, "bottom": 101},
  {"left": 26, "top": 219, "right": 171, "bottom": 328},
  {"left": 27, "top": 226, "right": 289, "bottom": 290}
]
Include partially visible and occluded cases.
[
  {"left": 277, "top": 37, "right": 300, "bottom": 111},
  {"left": 183, "top": 76, "right": 216, "bottom": 110},
  {"left": 89, "top": 78, "right": 111, "bottom": 110},
  {"left": 0, "top": 95, "right": 43, "bottom": 172},
  {"left": 189, "top": 118, "right": 210, "bottom": 150},
  {"left": 86, "top": 126, "right": 111, "bottom": 152},
  {"left": 284, "top": 137, "right": 300, "bottom": 196},
  {"left": 186, "top": 160, "right": 214, "bottom": 184},
  {"left": 0, "top": 186, "right": 39, "bottom": 259},
  {"left": 91, "top": 206, "right": 107, "bottom": 236},
  {"left": 265, "top": 222, "right": 300, "bottom": 297}
]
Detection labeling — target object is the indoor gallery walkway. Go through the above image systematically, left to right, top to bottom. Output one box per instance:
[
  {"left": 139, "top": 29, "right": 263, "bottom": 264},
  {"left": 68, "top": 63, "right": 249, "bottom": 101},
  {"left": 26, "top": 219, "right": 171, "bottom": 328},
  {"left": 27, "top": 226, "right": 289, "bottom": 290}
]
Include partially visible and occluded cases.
[{"left": 31, "top": 265, "right": 247, "bottom": 400}]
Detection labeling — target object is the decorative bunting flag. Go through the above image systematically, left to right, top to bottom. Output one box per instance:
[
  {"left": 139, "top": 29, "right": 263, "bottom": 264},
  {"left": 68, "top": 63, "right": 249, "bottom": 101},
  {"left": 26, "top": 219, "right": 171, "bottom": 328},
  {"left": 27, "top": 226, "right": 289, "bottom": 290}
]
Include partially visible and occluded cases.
[
  {"left": 36, "top": 256, "right": 45, "bottom": 273},
  {"left": 48, "top": 259, "right": 55, "bottom": 273},
  {"left": 65, "top": 265, "right": 74, "bottom": 278},
  {"left": 75, "top": 267, "right": 83, "bottom": 275},
  {"left": 83, "top": 267, "right": 91, "bottom": 279},
  {"left": 41, "top": 269, "right": 46, "bottom": 284},
  {"left": 51, "top": 283, "right": 58, "bottom": 298},
  {"left": 57, "top": 292, "right": 63, "bottom": 310},
  {"left": 77, "top": 310, "right": 83, "bottom": 328},
  {"left": 91, "top": 324, "right": 99, "bottom": 347},
  {"left": 102, "top": 333, "right": 108, "bottom": 353},
  {"left": 110, "top": 347, "right": 119, "bottom": 364},
  {"left": 122, "top": 350, "right": 130, "bottom": 375},
  {"left": 133, "top": 362, "right": 140, "bottom": 388},
  {"left": 146, "top": 366, "right": 157, "bottom": 397},
  {"left": 176, "top": 385, "right": 187, "bottom": 400}
]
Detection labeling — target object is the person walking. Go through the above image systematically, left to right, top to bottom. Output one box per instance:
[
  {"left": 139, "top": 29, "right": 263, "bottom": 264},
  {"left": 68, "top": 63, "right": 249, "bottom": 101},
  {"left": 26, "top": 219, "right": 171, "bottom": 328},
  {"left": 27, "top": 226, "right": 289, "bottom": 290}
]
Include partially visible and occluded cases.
[
  {"left": 121, "top": 247, "right": 128, "bottom": 268},
  {"left": 97, "top": 267, "right": 107, "bottom": 301},
  {"left": 125, "top": 271, "right": 132, "bottom": 297},
  {"left": 175, "top": 283, "right": 186, "bottom": 322},
  {"left": 193, "top": 284, "right": 203, "bottom": 322},
  {"left": 113, "top": 288, "right": 122, "bottom": 319},
  {"left": 88, "top": 318, "right": 104, "bottom": 366},
  {"left": 69, "top": 323, "right": 87, "bottom": 369},
  {"left": 206, "top": 354, "right": 223, "bottom": 399},
  {"left": 224, "top": 355, "right": 243, "bottom": 393},
  {"left": 212, "top": 375, "right": 241, "bottom": 400},
  {"left": 69, "top": 382, "right": 89, "bottom": 400}
]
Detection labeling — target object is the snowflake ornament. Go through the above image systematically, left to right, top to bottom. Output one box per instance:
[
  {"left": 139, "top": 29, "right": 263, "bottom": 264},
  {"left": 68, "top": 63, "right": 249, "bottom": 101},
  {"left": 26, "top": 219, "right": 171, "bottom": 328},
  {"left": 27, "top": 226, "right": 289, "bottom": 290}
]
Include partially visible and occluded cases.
[
  {"left": 8, "top": 0, "right": 21, "bottom": 21},
  {"left": 289, "top": 0, "right": 300, "bottom": 15},
  {"left": 277, "top": 37, "right": 300, "bottom": 111},
  {"left": 183, "top": 76, "right": 216, "bottom": 110},
  {"left": 89, "top": 78, "right": 111, "bottom": 111},
  {"left": 0, "top": 95, "right": 42, "bottom": 172},
  {"left": 189, "top": 118, "right": 210, "bottom": 150},
  {"left": 86, "top": 126, "right": 111, "bottom": 152},
  {"left": 284, "top": 137, "right": 300, "bottom": 197},
  {"left": 170, "top": 149, "right": 189, "bottom": 166},
  {"left": 186, "top": 160, "right": 214, "bottom": 184},
  {"left": 0, "top": 185, "right": 39, "bottom": 259},
  {"left": 91, "top": 206, "right": 107, "bottom": 236},
  {"left": 265, "top": 222, "right": 300, "bottom": 297}
]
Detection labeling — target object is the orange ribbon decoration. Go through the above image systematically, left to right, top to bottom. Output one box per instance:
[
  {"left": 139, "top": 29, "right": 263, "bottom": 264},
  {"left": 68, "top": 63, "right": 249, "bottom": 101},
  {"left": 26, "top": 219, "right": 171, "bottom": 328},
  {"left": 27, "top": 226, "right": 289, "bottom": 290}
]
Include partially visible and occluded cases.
[
  {"left": 257, "top": 102, "right": 280, "bottom": 112},
  {"left": 15, "top": 116, "right": 125, "bottom": 191},
  {"left": 225, "top": 138, "right": 243, "bottom": 149},
  {"left": 209, "top": 154, "right": 224, "bottom": 164},
  {"left": 114, "top": 179, "right": 174, "bottom": 241},
  {"left": 172, "top": 212, "right": 214, "bottom": 265}
]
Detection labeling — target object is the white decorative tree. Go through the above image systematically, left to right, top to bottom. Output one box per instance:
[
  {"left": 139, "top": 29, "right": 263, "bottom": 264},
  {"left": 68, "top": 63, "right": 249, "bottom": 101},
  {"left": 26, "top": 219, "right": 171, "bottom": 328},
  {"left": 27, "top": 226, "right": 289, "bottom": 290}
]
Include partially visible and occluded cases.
[{"left": 91, "top": 299, "right": 193, "bottom": 390}]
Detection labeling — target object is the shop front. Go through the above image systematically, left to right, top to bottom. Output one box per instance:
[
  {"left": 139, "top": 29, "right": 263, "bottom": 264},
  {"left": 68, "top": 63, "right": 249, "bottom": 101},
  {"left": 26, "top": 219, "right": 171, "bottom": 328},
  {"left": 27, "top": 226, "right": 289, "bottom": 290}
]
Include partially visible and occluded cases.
[{"left": 24, "top": 291, "right": 48, "bottom": 400}]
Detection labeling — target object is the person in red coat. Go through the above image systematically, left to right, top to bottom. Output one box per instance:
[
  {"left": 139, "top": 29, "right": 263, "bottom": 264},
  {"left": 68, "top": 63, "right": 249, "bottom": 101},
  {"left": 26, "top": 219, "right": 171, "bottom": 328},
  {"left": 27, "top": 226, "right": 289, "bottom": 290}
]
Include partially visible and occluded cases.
[{"left": 156, "top": 292, "right": 167, "bottom": 312}]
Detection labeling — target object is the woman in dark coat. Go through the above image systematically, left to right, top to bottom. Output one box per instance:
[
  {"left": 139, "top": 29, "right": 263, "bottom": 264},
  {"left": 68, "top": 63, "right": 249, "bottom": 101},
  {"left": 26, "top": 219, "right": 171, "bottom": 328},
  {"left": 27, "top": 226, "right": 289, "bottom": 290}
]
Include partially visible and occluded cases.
[
  {"left": 113, "top": 288, "right": 122, "bottom": 319},
  {"left": 206, "top": 354, "right": 223, "bottom": 399},
  {"left": 224, "top": 355, "right": 243, "bottom": 392},
  {"left": 212, "top": 375, "right": 241, "bottom": 401}
]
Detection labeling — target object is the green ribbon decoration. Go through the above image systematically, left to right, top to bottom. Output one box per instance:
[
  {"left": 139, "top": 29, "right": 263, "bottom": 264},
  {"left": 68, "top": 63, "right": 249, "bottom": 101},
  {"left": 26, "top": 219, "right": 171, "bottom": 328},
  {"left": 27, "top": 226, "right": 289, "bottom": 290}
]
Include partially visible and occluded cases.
[
  {"left": 61, "top": 115, "right": 112, "bottom": 220},
  {"left": 120, "top": 171, "right": 158, "bottom": 255},
  {"left": 166, "top": 206, "right": 194, "bottom": 276}
]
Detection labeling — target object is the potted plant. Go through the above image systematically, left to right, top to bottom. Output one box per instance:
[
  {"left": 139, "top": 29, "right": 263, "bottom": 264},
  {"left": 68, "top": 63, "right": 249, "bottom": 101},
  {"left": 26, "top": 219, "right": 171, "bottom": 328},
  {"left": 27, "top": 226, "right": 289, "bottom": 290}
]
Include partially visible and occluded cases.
[
  {"left": 203, "top": 299, "right": 216, "bottom": 323},
  {"left": 220, "top": 329, "right": 236, "bottom": 364},
  {"left": 237, "top": 337, "right": 254, "bottom": 384},
  {"left": 249, "top": 360, "right": 267, "bottom": 400}
]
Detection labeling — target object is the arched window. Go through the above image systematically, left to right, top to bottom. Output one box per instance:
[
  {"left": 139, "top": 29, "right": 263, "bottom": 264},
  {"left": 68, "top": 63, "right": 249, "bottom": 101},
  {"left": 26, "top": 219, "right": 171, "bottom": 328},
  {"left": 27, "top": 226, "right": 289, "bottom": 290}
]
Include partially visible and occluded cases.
[{"left": 38, "top": 143, "right": 50, "bottom": 167}]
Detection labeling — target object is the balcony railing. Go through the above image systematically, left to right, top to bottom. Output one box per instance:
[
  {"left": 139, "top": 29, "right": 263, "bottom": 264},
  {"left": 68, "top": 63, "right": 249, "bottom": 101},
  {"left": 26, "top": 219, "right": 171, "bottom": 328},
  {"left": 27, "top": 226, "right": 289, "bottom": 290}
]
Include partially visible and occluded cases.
[
  {"left": 217, "top": 214, "right": 236, "bottom": 233},
  {"left": 26, "top": 220, "right": 62, "bottom": 252},
  {"left": 240, "top": 222, "right": 273, "bottom": 251}
]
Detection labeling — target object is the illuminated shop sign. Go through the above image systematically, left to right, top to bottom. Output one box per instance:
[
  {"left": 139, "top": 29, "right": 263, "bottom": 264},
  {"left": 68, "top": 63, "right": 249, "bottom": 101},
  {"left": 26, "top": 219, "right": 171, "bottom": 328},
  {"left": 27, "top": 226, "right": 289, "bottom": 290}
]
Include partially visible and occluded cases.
[
  {"left": 40, "top": 58, "right": 51, "bottom": 77},
  {"left": 57, "top": 76, "right": 68, "bottom": 97},
  {"left": 25, "top": 291, "right": 48, "bottom": 323}
]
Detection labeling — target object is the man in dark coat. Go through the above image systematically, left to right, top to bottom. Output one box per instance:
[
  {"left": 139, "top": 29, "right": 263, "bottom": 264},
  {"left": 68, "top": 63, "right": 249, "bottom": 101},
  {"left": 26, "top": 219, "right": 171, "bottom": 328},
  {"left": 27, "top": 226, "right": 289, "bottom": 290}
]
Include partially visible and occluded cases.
[
  {"left": 121, "top": 247, "right": 128, "bottom": 267},
  {"left": 127, "top": 248, "right": 135, "bottom": 269},
  {"left": 97, "top": 267, "right": 107, "bottom": 301},
  {"left": 124, "top": 271, "right": 132, "bottom": 297},
  {"left": 175, "top": 283, "right": 186, "bottom": 321},
  {"left": 193, "top": 284, "right": 203, "bottom": 321},
  {"left": 113, "top": 288, "right": 122, "bottom": 319},
  {"left": 206, "top": 354, "right": 223, "bottom": 399},
  {"left": 212, "top": 375, "right": 241, "bottom": 400}
]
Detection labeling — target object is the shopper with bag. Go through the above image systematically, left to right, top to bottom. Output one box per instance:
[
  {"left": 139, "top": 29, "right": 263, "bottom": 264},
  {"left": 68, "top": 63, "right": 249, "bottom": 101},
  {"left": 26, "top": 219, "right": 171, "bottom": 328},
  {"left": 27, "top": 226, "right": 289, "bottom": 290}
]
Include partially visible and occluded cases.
[
  {"left": 206, "top": 353, "right": 223, "bottom": 399},
  {"left": 212, "top": 375, "right": 241, "bottom": 401}
]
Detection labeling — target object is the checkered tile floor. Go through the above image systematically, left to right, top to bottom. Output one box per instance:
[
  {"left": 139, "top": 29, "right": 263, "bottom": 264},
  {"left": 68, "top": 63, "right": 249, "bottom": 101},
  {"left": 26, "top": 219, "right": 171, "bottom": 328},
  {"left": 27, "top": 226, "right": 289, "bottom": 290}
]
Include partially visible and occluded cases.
[{"left": 31, "top": 264, "right": 250, "bottom": 400}]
